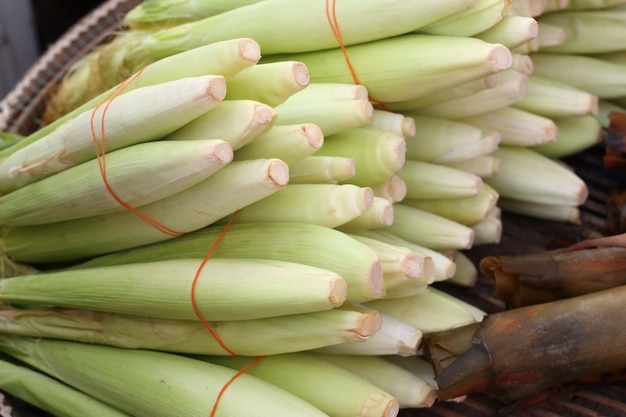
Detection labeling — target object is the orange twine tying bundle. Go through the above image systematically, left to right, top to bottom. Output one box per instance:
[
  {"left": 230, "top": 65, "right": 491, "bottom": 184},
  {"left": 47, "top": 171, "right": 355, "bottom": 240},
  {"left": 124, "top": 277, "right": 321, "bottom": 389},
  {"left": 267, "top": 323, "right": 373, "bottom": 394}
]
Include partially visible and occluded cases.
[
  {"left": 89, "top": 0, "right": 378, "bottom": 406},
  {"left": 89, "top": 0, "right": 377, "bottom": 409},
  {"left": 325, "top": 0, "right": 389, "bottom": 110},
  {"left": 89, "top": 68, "right": 185, "bottom": 237},
  {"left": 90, "top": 70, "right": 263, "bottom": 415},
  {"left": 189, "top": 210, "right": 241, "bottom": 356},
  {"left": 210, "top": 356, "right": 266, "bottom": 417}
]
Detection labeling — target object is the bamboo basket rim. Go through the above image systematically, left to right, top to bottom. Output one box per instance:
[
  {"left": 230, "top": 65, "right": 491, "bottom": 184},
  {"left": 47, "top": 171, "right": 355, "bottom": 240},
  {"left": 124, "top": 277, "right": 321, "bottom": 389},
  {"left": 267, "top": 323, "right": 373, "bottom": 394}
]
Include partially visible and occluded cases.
[{"left": 0, "top": 0, "right": 142, "bottom": 136}]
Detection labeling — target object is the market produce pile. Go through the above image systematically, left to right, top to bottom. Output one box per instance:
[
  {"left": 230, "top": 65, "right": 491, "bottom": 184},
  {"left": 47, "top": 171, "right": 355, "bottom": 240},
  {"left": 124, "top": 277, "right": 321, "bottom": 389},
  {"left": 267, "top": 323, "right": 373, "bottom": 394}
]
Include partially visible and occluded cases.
[{"left": 0, "top": 0, "right": 625, "bottom": 416}]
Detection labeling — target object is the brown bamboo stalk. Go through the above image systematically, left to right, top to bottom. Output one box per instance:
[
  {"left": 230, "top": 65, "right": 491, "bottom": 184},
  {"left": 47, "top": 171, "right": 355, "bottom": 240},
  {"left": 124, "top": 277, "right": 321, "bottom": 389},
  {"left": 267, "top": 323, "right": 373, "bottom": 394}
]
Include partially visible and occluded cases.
[
  {"left": 604, "top": 111, "right": 626, "bottom": 171},
  {"left": 479, "top": 233, "right": 626, "bottom": 307},
  {"left": 422, "top": 285, "right": 626, "bottom": 403}
]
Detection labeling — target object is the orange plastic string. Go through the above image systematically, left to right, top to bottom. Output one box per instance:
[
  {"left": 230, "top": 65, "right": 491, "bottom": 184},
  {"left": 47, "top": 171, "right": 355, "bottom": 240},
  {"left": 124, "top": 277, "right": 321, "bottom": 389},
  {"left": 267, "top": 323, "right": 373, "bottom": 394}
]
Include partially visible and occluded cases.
[
  {"left": 325, "top": 0, "right": 389, "bottom": 110},
  {"left": 325, "top": 0, "right": 361, "bottom": 86},
  {"left": 89, "top": 69, "right": 185, "bottom": 237},
  {"left": 90, "top": 70, "right": 257, "bottom": 416},
  {"left": 190, "top": 210, "right": 240, "bottom": 356},
  {"left": 191, "top": 211, "right": 262, "bottom": 417},
  {"left": 209, "top": 355, "right": 266, "bottom": 417}
]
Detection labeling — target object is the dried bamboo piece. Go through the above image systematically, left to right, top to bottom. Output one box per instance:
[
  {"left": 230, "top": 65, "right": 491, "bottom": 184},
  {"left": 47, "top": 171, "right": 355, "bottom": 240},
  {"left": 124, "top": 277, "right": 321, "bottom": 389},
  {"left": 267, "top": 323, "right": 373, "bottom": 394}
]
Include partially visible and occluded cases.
[
  {"left": 604, "top": 111, "right": 626, "bottom": 172},
  {"left": 480, "top": 232, "right": 626, "bottom": 307},
  {"left": 422, "top": 285, "right": 626, "bottom": 404}
]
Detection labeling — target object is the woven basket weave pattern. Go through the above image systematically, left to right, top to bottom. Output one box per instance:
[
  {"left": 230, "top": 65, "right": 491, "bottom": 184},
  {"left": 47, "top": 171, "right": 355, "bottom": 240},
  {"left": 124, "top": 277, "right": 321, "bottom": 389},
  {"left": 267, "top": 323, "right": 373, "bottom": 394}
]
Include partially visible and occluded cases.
[{"left": 0, "top": 0, "right": 142, "bottom": 136}]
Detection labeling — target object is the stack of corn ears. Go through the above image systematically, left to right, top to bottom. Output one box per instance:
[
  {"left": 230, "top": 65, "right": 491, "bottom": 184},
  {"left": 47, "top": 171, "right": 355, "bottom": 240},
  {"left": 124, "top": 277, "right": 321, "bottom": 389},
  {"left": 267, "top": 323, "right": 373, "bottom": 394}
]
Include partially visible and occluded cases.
[{"left": 0, "top": 0, "right": 623, "bottom": 416}]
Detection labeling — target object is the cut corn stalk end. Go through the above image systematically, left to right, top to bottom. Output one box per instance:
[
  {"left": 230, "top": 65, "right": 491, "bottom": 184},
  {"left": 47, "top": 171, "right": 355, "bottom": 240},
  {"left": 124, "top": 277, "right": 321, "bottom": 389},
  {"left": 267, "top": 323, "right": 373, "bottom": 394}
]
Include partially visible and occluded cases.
[
  {"left": 488, "top": 43, "right": 514, "bottom": 71},
  {"left": 267, "top": 159, "right": 291, "bottom": 187}
]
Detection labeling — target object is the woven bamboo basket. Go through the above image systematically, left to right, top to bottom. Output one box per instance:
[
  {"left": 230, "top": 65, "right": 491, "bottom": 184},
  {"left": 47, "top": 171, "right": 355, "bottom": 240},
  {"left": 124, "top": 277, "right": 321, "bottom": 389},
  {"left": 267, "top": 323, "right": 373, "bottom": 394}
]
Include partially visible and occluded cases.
[{"left": 0, "top": 1, "right": 625, "bottom": 416}]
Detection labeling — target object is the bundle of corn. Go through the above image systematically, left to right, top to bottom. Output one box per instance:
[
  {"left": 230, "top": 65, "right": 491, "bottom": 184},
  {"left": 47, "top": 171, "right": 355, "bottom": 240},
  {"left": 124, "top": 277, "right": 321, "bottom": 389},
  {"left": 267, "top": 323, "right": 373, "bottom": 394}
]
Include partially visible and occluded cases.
[
  {"left": 0, "top": 0, "right": 616, "bottom": 416},
  {"left": 482, "top": 0, "right": 626, "bottom": 223},
  {"left": 0, "top": 33, "right": 472, "bottom": 417}
]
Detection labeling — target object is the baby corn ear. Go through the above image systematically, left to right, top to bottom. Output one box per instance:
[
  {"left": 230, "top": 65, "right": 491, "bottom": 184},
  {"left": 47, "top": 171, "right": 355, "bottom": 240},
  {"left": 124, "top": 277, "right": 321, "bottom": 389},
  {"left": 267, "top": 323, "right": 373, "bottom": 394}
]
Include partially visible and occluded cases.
[
  {"left": 124, "top": 0, "right": 262, "bottom": 29},
  {"left": 474, "top": 14, "right": 539, "bottom": 49},
  {"left": 267, "top": 34, "right": 512, "bottom": 103},
  {"left": 31, "top": 38, "right": 261, "bottom": 134},
  {"left": 532, "top": 53, "right": 626, "bottom": 99},
  {"left": 225, "top": 61, "right": 310, "bottom": 107},
  {"left": 0, "top": 75, "right": 227, "bottom": 194},
  {"left": 513, "top": 75, "right": 598, "bottom": 118},
  {"left": 165, "top": 100, "right": 277, "bottom": 150},
  {"left": 274, "top": 100, "right": 374, "bottom": 136},
  {"left": 404, "top": 115, "right": 500, "bottom": 163},
  {"left": 234, "top": 123, "right": 323, "bottom": 165},
  {"left": 315, "top": 127, "right": 406, "bottom": 187},
  {"left": 0, "top": 139, "right": 233, "bottom": 226},
  {"left": 485, "top": 146, "right": 588, "bottom": 206},
  {"left": 288, "top": 156, "right": 356, "bottom": 184},
  {"left": 2, "top": 159, "right": 289, "bottom": 264},
  {"left": 398, "top": 160, "right": 484, "bottom": 200},
  {"left": 403, "top": 183, "right": 499, "bottom": 226},
  {"left": 229, "top": 184, "right": 374, "bottom": 229},
  {"left": 381, "top": 204, "right": 475, "bottom": 251},
  {"left": 72, "top": 222, "right": 385, "bottom": 305},
  {"left": 0, "top": 258, "right": 347, "bottom": 321},
  {"left": 365, "top": 287, "right": 479, "bottom": 334},
  {"left": 0, "top": 305, "right": 380, "bottom": 356},
  {"left": 314, "top": 313, "right": 422, "bottom": 357},
  {"left": 0, "top": 335, "right": 330, "bottom": 417},
  {"left": 203, "top": 352, "right": 399, "bottom": 417},
  {"left": 311, "top": 353, "right": 437, "bottom": 409},
  {"left": 0, "top": 359, "right": 131, "bottom": 417}
]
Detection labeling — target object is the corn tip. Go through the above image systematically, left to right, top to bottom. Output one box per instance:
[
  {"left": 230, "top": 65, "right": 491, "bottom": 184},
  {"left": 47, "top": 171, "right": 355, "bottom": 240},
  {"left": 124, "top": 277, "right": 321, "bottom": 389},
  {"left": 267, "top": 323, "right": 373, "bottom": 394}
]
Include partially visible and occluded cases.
[
  {"left": 528, "top": 19, "right": 539, "bottom": 39},
  {"left": 239, "top": 38, "right": 262, "bottom": 63},
  {"left": 489, "top": 44, "right": 513, "bottom": 72},
  {"left": 517, "top": 55, "right": 534, "bottom": 75},
  {"left": 292, "top": 62, "right": 311, "bottom": 89},
  {"left": 517, "top": 72, "right": 529, "bottom": 96},
  {"left": 206, "top": 76, "right": 227, "bottom": 102},
  {"left": 352, "top": 85, "right": 369, "bottom": 101},
  {"left": 589, "top": 96, "right": 599, "bottom": 117},
  {"left": 363, "top": 101, "right": 375, "bottom": 123},
  {"left": 254, "top": 104, "right": 278, "bottom": 126},
  {"left": 402, "top": 117, "right": 416, "bottom": 138},
  {"left": 545, "top": 122, "right": 559, "bottom": 144},
  {"left": 302, "top": 123, "right": 324, "bottom": 150},
  {"left": 395, "top": 139, "right": 407, "bottom": 171},
  {"left": 210, "top": 140, "right": 234, "bottom": 165},
  {"left": 346, "top": 158, "right": 357, "bottom": 177},
  {"left": 267, "top": 159, "right": 290, "bottom": 187},
  {"left": 390, "top": 176, "right": 407, "bottom": 202},
  {"left": 474, "top": 177, "right": 484, "bottom": 196},
  {"left": 576, "top": 183, "right": 589, "bottom": 205},
  {"left": 363, "top": 187, "right": 375, "bottom": 211},
  {"left": 381, "top": 202, "right": 395, "bottom": 227},
  {"left": 568, "top": 208, "right": 581, "bottom": 225},
  {"left": 464, "top": 229, "right": 476, "bottom": 249},
  {"left": 402, "top": 254, "right": 425, "bottom": 280},
  {"left": 422, "top": 257, "right": 437, "bottom": 285},
  {"left": 369, "top": 260, "right": 386, "bottom": 298},
  {"left": 446, "top": 262, "right": 458, "bottom": 280},
  {"left": 329, "top": 276, "right": 348, "bottom": 307},
  {"left": 354, "top": 309, "right": 382, "bottom": 339},
  {"left": 422, "top": 387, "right": 438, "bottom": 408},
  {"left": 384, "top": 399, "right": 400, "bottom": 417}
]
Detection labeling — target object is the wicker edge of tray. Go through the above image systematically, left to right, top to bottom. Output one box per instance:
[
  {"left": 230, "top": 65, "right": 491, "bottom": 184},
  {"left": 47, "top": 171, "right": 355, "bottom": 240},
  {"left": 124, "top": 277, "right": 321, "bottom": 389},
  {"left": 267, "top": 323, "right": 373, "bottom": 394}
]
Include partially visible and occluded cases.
[{"left": 0, "top": 0, "right": 142, "bottom": 135}]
